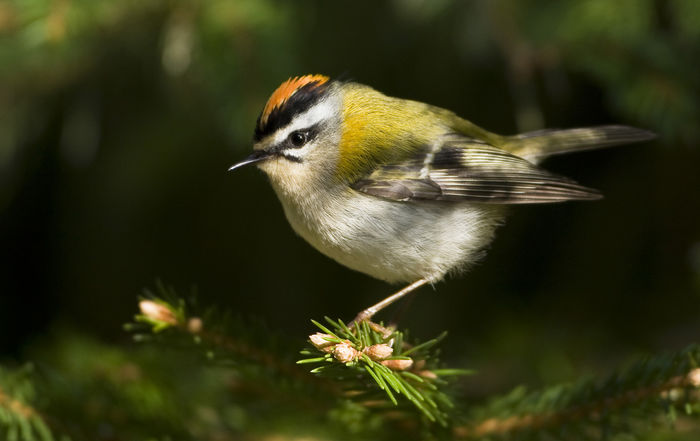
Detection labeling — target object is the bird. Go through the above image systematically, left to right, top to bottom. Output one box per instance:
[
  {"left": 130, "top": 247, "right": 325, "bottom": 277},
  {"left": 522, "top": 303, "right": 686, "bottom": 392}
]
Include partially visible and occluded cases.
[{"left": 229, "top": 74, "right": 655, "bottom": 323}]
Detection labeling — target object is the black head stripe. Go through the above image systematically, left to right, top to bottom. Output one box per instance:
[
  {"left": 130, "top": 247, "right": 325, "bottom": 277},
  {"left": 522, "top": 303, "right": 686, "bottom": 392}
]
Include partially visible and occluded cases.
[{"left": 254, "top": 81, "right": 330, "bottom": 142}]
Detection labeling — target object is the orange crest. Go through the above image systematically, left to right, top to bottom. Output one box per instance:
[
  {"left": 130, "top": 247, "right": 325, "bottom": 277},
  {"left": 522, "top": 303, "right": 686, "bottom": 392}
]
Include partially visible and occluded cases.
[{"left": 260, "top": 74, "right": 330, "bottom": 125}]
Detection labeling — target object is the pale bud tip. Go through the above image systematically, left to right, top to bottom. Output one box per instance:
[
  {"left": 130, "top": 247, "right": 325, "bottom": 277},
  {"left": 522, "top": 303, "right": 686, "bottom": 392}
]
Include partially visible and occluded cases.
[
  {"left": 139, "top": 300, "right": 178, "bottom": 325},
  {"left": 187, "top": 317, "right": 203, "bottom": 333},
  {"left": 309, "top": 332, "right": 334, "bottom": 350},
  {"left": 333, "top": 342, "right": 360, "bottom": 363},
  {"left": 363, "top": 343, "right": 394, "bottom": 361},
  {"left": 381, "top": 358, "right": 414, "bottom": 371},
  {"left": 688, "top": 368, "right": 700, "bottom": 386},
  {"left": 417, "top": 370, "right": 438, "bottom": 379}
]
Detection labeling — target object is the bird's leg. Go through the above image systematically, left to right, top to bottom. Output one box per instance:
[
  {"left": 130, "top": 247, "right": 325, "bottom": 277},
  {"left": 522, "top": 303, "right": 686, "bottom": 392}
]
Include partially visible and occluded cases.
[{"left": 352, "top": 278, "right": 430, "bottom": 324}]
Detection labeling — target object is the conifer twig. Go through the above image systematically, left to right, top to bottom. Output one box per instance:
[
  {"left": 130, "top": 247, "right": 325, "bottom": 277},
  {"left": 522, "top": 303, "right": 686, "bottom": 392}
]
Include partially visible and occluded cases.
[
  {"left": 133, "top": 296, "right": 340, "bottom": 396},
  {"left": 299, "top": 317, "right": 470, "bottom": 425},
  {"left": 455, "top": 350, "right": 700, "bottom": 439},
  {"left": 0, "top": 368, "right": 58, "bottom": 441},
  {"left": 0, "top": 385, "right": 36, "bottom": 418}
]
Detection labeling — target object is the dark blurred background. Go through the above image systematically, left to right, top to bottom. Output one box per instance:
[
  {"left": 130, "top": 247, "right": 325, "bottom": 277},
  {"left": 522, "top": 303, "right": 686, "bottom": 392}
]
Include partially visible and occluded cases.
[{"left": 1, "top": 0, "right": 699, "bottom": 392}]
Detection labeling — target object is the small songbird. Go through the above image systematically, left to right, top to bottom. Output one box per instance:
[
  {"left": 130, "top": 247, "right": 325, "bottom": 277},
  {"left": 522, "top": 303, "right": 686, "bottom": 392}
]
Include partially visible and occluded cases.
[{"left": 230, "top": 74, "right": 654, "bottom": 322}]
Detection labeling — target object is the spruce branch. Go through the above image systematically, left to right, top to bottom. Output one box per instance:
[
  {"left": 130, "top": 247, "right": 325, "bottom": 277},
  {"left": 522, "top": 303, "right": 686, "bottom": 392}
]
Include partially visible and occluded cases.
[
  {"left": 128, "top": 285, "right": 341, "bottom": 400},
  {"left": 127, "top": 286, "right": 700, "bottom": 439},
  {"left": 129, "top": 286, "right": 472, "bottom": 430},
  {"left": 298, "top": 317, "right": 472, "bottom": 426},
  {"left": 454, "top": 345, "right": 700, "bottom": 440},
  {"left": 0, "top": 364, "right": 62, "bottom": 441}
]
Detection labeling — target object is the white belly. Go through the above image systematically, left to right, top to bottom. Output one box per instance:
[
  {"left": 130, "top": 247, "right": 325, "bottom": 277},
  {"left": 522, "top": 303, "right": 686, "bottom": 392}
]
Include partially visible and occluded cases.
[{"left": 275, "top": 185, "right": 505, "bottom": 284}]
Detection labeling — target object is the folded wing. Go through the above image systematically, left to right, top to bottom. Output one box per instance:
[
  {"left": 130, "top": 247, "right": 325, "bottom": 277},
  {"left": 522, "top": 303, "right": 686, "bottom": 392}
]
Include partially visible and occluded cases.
[{"left": 350, "top": 135, "right": 601, "bottom": 204}]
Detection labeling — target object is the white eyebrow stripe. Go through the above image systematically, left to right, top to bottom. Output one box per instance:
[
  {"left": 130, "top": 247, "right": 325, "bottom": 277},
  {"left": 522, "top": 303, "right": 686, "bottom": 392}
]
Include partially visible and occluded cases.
[{"left": 272, "top": 99, "right": 335, "bottom": 145}]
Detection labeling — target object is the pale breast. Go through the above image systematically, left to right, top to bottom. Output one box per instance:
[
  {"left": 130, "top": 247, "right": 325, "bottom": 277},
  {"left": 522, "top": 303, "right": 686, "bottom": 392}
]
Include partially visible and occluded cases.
[{"left": 276, "top": 185, "right": 505, "bottom": 284}]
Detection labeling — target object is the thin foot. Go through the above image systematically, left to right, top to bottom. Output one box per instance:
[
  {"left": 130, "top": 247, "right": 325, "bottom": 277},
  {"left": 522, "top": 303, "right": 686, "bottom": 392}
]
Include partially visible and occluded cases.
[{"left": 351, "top": 278, "right": 430, "bottom": 325}]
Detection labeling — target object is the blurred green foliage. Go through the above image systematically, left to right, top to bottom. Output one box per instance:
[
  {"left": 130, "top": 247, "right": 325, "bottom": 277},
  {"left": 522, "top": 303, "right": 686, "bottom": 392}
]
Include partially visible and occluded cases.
[{"left": 1, "top": 0, "right": 700, "bottom": 425}]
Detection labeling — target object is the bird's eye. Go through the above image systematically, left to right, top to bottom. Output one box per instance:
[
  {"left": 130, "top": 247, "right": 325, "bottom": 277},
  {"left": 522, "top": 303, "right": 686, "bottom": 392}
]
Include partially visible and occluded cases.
[{"left": 289, "top": 131, "right": 307, "bottom": 147}]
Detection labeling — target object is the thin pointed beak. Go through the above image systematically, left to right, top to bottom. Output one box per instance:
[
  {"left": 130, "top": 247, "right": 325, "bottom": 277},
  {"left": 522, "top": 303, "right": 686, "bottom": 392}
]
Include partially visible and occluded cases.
[{"left": 228, "top": 150, "right": 272, "bottom": 171}]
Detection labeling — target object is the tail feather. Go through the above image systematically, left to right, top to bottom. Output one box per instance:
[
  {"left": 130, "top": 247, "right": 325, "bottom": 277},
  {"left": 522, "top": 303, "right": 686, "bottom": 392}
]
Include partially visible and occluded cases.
[{"left": 504, "top": 125, "right": 656, "bottom": 163}]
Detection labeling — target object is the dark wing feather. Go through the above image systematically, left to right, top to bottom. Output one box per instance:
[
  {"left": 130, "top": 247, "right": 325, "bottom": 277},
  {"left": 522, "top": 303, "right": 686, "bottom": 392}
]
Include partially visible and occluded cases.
[{"left": 350, "top": 135, "right": 601, "bottom": 204}]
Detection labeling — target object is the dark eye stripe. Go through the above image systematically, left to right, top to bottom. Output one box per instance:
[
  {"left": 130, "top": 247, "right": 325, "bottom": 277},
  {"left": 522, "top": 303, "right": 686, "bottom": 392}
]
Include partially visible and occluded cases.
[
  {"left": 263, "top": 122, "right": 322, "bottom": 162},
  {"left": 282, "top": 123, "right": 321, "bottom": 150}
]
